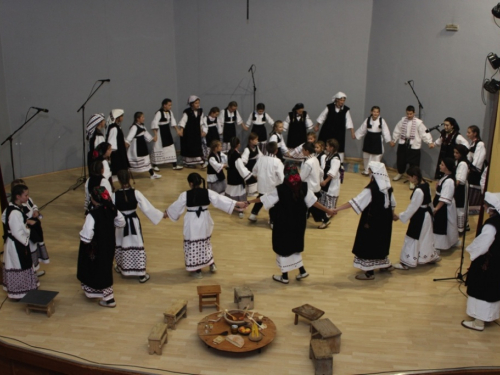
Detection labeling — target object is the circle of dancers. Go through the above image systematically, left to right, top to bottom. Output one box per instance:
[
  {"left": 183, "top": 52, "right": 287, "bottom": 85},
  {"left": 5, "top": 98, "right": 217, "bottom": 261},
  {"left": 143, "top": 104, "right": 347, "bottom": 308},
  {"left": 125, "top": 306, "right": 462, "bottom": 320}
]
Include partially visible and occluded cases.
[{"left": 2, "top": 92, "right": 498, "bottom": 331}]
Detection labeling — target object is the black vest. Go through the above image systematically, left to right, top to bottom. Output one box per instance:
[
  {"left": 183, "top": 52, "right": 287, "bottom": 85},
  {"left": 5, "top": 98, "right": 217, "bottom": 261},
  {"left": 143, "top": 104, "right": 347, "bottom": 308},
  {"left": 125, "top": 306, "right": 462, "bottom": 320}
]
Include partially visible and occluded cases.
[
  {"left": 318, "top": 104, "right": 350, "bottom": 152},
  {"left": 223, "top": 109, "right": 237, "bottom": 142},
  {"left": 157, "top": 110, "right": 174, "bottom": 147},
  {"left": 287, "top": 111, "right": 308, "bottom": 148},
  {"left": 363, "top": 117, "right": 383, "bottom": 154},
  {"left": 106, "top": 123, "right": 130, "bottom": 172},
  {"left": 131, "top": 124, "right": 149, "bottom": 157},
  {"left": 245, "top": 146, "right": 259, "bottom": 171},
  {"left": 227, "top": 151, "right": 245, "bottom": 186},
  {"left": 207, "top": 152, "right": 226, "bottom": 181},
  {"left": 433, "top": 175, "right": 454, "bottom": 235},
  {"left": 406, "top": 182, "right": 433, "bottom": 240},
  {"left": 115, "top": 188, "right": 140, "bottom": 237},
  {"left": 186, "top": 188, "right": 210, "bottom": 207},
  {"left": 4, "top": 204, "right": 32, "bottom": 269},
  {"left": 466, "top": 215, "right": 500, "bottom": 302}
]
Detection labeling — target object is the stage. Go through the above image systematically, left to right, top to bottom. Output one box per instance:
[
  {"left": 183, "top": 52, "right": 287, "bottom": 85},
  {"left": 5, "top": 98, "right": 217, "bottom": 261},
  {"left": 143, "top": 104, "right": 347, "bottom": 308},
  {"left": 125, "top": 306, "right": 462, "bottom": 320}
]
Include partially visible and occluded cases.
[{"left": 1, "top": 166, "right": 499, "bottom": 375}]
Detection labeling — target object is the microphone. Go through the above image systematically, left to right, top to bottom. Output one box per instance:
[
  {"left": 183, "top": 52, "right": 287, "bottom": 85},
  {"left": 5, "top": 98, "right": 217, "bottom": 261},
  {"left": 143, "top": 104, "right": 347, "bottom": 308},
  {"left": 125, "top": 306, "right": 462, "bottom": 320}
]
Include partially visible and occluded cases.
[
  {"left": 248, "top": 64, "right": 254, "bottom": 72},
  {"left": 98, "top": 79, "right": 110, "bottom": 82},
  {"left": 404, "top": 80, "right": 413, "bottom": 85},
  {"left": 32, "top": 107, "right": 49, "bottom": 113},
  {"left": 426, "top": 123, "right": 443, "bottom": 133}
]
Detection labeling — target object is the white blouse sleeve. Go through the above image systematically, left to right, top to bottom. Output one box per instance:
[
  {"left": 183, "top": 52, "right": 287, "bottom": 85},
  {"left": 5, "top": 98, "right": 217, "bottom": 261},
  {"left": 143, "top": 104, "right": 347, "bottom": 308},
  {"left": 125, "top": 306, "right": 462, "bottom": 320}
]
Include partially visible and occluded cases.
[
  {"left": 316, "top": 107, "right": 328, "bottom": 125},
  {"left": 345, "top": 110, "right": 354, "bottom": 129},
  {"left": 151, "top": 111, "right": 161, "bottom": 130},
  {"left": 236, "top": 111, "right": 244, "bottom": 126},
  {"left": 170, "top": 112, "right": 177, "bottom": 127},
  {"left": 178, "top": 113, "right": 188, "bottom": 128},
  {"left": 246, "top": 113, "right": 253, "bottom": 127},
  {"left": 266, "top": 113, "right": 275, "bottom": 126},
  {"left": 305, "top": 113, "right": 314, "bottom": 129},
  {"left": 283, "top": 116, "right": 291, "bottom": 132},
  {"left": 354, "top": 119, "right": 368, "bottom": 140},
  {"left": 381, "top": 119, "right": 392, "bottom": 143},
  {"left": 125, "top": 125, "right": 138, "bottom": 145},
  {"left": 107, "top": 127, "right": 118, "bottom": 151},
  {"left": 144, "top": 129, "right": 154, "bottom": 143},
  {"left": 472, "top": 142, "right": 486, "bottom": 170},
  {"left": 241, "top": 148, "right": 250, "bottom": 164},
  {"left": 209, "top": 156, "right": 224, "bottom": 173},
  {"left": 235, "top": 158, "right": 252, "bottom": 181},
  {"left": 327, "top": 158, "right": 340, "bottom": 179},
  {"left": 456, "top": 162, "right": 468, "bottom": 184},
  {"left": 439, "top": 178, "right": 455, "bottom": 204},
  {"left": 304, "top": 188, "right": 318, "bottom": 208},
  {"left": 349, "top": 188, "right": 372, "bottom": 215},
  {"left": 261, "top": 189, "right": 279, "bottom": 210},
  {"left": 398, "top": 189, "right": 424, "bottom": 224},
  {"left": 136, "top": 190, "right": 163, "bottom": 225},
  {"left": 208, "top": 190, "right": 236, "bottom": 214},
  {"left": 167, "top": 192, "right": 187, "bottom": 222},
  {"left": 8, "top": 210, "right": 30, "bottom": 245},
  {"left": 114, "top": 210, "right": 126, "bottom": 228},
  {"left": 79, "top": 214, "right": 95, "bottom": 243},
  {"left": 466, "top": 224, "right": 496, "bottom": 261}
]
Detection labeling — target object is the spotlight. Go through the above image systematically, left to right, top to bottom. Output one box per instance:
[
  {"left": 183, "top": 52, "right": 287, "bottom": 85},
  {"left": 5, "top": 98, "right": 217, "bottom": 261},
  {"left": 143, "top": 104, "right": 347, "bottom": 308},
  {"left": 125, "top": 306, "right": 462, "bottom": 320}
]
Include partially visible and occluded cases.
[
  {"left": 493, "top": 2, "right": 500, "bottom": 18},
  {"left": 488, "top": 53, "right": 500, "bottom": 70},
  {"left": 483, "top": 79, "right": 500, "bottom": 93}
]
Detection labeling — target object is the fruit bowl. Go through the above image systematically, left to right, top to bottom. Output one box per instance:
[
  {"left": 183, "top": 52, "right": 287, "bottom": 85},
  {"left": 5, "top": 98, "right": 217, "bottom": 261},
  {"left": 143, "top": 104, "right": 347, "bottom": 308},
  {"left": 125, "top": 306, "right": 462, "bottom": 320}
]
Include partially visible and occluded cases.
[
  {"left": 223, "top": 310, "right": 248, "bottom": 327},
  {"left": 238, "top": 326, "right": 251, "bottom": 335}
]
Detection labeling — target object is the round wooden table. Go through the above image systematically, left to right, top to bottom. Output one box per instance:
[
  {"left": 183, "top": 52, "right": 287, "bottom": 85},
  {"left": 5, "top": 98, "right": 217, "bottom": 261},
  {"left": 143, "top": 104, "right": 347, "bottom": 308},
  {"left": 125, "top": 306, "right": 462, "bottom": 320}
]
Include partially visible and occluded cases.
[{"left": 197, "top": 311, "right": 276, "bottom": 353}]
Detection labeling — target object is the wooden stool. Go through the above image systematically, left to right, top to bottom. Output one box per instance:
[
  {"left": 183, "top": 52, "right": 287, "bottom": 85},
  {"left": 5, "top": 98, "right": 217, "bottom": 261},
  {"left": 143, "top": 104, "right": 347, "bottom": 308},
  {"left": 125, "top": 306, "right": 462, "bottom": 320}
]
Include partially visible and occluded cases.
[
  {"left": 197, "top": 285, "right": 221, "bottom": 312},
  {"left": 234, "top": 286, "right": 254, "bottom": 309},
  {"left": 20, "top": 290, "right": 59, "bottom": 317},
  {"left": 163, "top": 299, "right": 188, "bottom": 330},
  {"left": 292, "top": 303, "right": 324, "bottom": 325},
  {"left": 310, "top": 318, "right": 342, "bottom": 353},
  {"left": 148, "top": 323, "right": 168, "bottom": 355},
  {"left": 309, "top": 339, "right": 333, "bottom": 375}
]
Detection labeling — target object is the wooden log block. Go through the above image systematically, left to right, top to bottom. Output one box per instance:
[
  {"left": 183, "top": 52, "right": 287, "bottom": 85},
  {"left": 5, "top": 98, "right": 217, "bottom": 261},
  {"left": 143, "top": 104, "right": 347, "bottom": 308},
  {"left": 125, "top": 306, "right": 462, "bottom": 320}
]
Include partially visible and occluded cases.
[
  {"left": 234, "top": 286, "right": 254, "bottom": 309},
  {"left": 163, "top": 299, "right": 188, "bottom": 330},
  {"left": 310, "top": 318, "right": 342, "bottom": 354},
  {"left": 148, "top": 323, "right": 168, "bottom": 355},
  {"left": 309, "top": 339, "right": 333, "bottom": 375}
]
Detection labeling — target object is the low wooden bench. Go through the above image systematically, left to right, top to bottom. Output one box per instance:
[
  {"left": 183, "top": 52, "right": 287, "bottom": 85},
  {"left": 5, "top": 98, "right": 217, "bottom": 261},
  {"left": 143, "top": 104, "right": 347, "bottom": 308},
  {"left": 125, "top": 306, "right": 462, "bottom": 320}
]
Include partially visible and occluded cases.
[
  {"left": 197, "top": 285, "right": 221, "bottom": 312},
  {"left": 234, "top": 286, "right": 254, "bottom": 309},
  {"left": 20, "top": 290, "right": 59, "bottom": 318},
  {"left": 163, "top": 299, "right": 188, "bottom": 330},
  {"left": 292, "top": 303, "right": 324, "bottom": 325},
  {"left": 310, "top": 318, "right": 342, "bottom": 353},
  {"left": 148, "top": 323, "right": 168, "bottom": 355},
  {"left": 309, "top": 339, "right": 333, "bottom": 375}
]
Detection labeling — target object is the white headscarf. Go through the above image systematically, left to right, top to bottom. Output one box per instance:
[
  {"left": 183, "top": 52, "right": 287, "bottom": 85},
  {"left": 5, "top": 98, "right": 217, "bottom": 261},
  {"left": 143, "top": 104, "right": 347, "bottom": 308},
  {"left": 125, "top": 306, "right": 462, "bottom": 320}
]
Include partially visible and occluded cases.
[
  {"left": 332, "top": 92, "right": 347, "bottom": 102},
  {"left": 187, "top": 95, "right": 200, "bottom": 105},
  {"left": 106, "top": 109, "right": 124, "bottom": 126},
  {"left": 85, "top": 113, "right": 105, "bottom": 140},
  {"left": 368, "top": 161, "right": 392, "bottom": 208},
  {"left": 484, "top": 192, "right": 500, "bottom": 214}
]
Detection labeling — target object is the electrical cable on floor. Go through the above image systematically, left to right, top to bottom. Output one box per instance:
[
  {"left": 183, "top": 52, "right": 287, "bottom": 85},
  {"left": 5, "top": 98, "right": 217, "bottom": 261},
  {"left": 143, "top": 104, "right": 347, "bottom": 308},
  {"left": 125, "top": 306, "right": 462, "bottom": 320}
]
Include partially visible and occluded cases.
[{"left": 0, "top": 334, "right": 198, "bottom": 375}]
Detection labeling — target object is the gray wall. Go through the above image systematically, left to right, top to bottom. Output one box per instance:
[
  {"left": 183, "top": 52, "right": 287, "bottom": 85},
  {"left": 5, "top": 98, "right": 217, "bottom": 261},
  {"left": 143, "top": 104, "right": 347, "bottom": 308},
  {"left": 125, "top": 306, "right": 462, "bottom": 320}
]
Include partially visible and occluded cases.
[
  {"left": 0, "top": 0, "right": 498, "bottom": 182},
  {"left": 0, "top": 0, "right": 177, "bottom": 181},
  {"left": 173, "top": 0, "right": 373, "bottom": 151},
  {"left": 366, "top": 0, "right": 499, "bottom": 178}
]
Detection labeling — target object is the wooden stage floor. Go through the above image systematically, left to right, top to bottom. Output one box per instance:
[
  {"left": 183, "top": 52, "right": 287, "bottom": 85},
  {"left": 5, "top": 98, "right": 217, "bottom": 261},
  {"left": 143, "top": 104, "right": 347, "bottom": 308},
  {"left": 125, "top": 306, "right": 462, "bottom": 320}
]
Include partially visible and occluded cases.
[{"left": 0, "top": 166, "right": 499, "bottom": 375}]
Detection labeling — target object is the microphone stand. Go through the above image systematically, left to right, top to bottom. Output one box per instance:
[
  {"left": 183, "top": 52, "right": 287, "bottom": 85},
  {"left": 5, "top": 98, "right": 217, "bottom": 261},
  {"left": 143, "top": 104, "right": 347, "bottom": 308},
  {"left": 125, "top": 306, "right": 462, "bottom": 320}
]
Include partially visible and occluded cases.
[
  {"left": 249, "top": 65, "right": 256, "bottom": 110},
  {"left": 76, "top": 80, "right": 107, "bottom": 188},
  {"left": 407, "top": 81, "right": 424, "bottom": 119},
  {"left": 0, "top": 108, "right": 44, "bottom": 181},
  {"left": 433, "top": 182, "right": 469, "bottom": 283}
]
